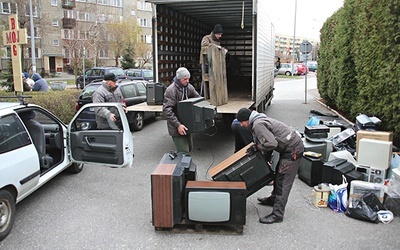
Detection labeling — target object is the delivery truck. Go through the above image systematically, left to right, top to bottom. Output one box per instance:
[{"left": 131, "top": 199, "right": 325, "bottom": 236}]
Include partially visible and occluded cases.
[{"left": 128, "top": 0, "right": 276, "bottom": 119}]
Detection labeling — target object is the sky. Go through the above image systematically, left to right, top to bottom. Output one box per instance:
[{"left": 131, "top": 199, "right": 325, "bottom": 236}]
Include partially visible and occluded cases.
[{"left": 267, "top": 0, "right": 345, "bottom": 40}]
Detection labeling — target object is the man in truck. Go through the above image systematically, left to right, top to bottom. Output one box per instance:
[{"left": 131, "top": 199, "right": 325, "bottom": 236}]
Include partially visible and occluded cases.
[
  {"left": 199, "top": 24, "right": 226, "bottom": 96},
  {"left": 163, "top": 67, "right": 201, "bottom": 155},
  {"left": 236, "top": 108, "right": 304, "bottom": 224}
]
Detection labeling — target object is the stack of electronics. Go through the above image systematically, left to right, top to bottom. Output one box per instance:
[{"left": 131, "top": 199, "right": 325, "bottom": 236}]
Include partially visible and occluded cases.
[
  {"left": 177, "top": 97, "right": 217, "bottom": 134},
  {"left": 304, "top": 125, "right": 330, "bottom": 142},
  {"left": 298, "top": 138, "right": 332, "bottom": 187},
  {"left": 357, "top": 138, "right": 392, "bottom": 184},
  {"left": 209, "top": 143, "right": 275, "bottom": 197},
  {"left": 151, "top": 152, "right": 247, "bottom": 232}
]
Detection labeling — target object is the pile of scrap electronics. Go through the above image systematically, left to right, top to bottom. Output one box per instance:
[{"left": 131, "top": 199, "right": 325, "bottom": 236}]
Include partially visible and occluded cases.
[
  {"left": 299, "top": 113, "right": 400, "bottom": 218},
  {"left": 150, "top": 143, "right": 275, "bottom": 233}
]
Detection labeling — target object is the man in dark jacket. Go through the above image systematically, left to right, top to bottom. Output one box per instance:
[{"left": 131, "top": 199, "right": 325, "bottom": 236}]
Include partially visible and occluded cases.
[
  {"left": 163, "top": 67, "right": 201, "bottom": 155},
  {"left": 31, "top": 73, "right": 49, "bottom": 92},
  {"left": 92, "top": 73, "right": 125, "bottom": 130},
  {"left": 236, "top": 108, "right": 304, "bottom": 224}
]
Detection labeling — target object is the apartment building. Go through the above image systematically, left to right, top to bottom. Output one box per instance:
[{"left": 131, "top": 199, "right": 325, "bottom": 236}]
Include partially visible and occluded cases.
[
  {"left": 0, "top": 0, "right": 152, "bottom": 75},
  {"left": 275, "top": 33, "right": 319, "bottom": 62}
]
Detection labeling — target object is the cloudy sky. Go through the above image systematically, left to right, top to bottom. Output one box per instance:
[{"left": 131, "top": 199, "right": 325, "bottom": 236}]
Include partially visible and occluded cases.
[{"left": 267, "top": 0, "right": 344, "bottom": 40}]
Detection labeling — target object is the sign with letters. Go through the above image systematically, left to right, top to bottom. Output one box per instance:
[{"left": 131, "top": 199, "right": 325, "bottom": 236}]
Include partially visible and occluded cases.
[{"left": 2, "top": 14, "right": 28, "bottom": 92}]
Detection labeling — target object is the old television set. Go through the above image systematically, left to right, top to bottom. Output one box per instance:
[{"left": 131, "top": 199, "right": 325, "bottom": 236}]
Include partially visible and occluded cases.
[
  {"left": 146, "top": 83, "right": 166, "bottom": 105},
  {"left": 177, "top": 97, "right": 217, "bottom": 134},
  {"left": 209, "top": 144, "right": 274, "bottom": 197},
  {"left": 151, "top": 153, "right": 197, "bottom": 229},
  {"left": 298, "top": 156, "right": 324, "bottom": 187},
  {"left": 185, "top": 181, "right": 247, "bottom": 230}
]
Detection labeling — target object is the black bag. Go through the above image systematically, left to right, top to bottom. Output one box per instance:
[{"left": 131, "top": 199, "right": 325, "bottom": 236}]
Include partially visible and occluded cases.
[{"left": 345, "top": 192, "right": 381, "bottom": 223}]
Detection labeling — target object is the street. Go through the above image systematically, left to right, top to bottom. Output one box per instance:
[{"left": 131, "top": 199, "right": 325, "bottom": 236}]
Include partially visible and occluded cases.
[{"left": 1, "top": 74, "right": 399, "bottom": 249}]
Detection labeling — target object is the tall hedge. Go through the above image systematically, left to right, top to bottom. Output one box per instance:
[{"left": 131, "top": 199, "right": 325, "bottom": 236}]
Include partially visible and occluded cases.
[{"left": 318, "top": 0, "right": 400, "bottom": 146}]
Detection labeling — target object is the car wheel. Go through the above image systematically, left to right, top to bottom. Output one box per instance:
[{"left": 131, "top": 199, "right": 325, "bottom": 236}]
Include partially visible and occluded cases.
[
  {"left": 285, "top": 71, "right": 292, "bottom": 76},
  {"left": 129, "top": 112, "right": 144, "bottom": 131},
  {"left": 67, "top": 163, "right": 84, "bottom": 174},
  {"left": 0, "top": 189, "right": 16, "bottom": 241}
]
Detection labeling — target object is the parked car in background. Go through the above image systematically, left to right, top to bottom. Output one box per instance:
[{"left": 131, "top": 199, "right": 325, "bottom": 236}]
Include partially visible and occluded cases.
[
  {"left": 307, "top": 61, "right": 318, "bottom": 72},
  {"left": 277, "top": 63, "right": 298, "bottom": 76},
  {"left": 295, "top": 63, "right": 309, "bottom": 75},
  {"left": 76, "top": 67, "right": 126, "bottom": 89},
  {"left": 125, "top": 69, "right": 153, "bottom": 81},
  {"left": 75, "top": 79, "right": 155, "bottom": 131},
  {"left": 0, "top": 98, "right": 133, "bottom": 241}
]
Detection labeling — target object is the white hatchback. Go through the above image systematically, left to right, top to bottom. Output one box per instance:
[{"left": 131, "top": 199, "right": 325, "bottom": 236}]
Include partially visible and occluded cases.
[
  {"left": 277, "top": 63, "right": 298, "bottom": 76},
  {"left": 0, "top": 99, "right": 134, "bottom": 241}
]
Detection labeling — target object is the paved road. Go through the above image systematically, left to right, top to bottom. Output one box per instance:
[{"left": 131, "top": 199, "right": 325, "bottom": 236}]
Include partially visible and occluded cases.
[{"left": 1, "top": 73, "right": 398, "bottom": 249}]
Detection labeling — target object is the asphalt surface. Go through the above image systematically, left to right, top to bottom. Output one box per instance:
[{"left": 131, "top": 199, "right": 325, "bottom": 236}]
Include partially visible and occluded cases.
[{"left": 0, "top": 73, "right": 399, "bottom": 249}]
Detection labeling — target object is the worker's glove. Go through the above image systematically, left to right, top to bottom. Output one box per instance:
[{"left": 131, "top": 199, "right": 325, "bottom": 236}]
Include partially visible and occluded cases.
[{"left": 246, "top": 144, "right": 258, "bottom": 156}]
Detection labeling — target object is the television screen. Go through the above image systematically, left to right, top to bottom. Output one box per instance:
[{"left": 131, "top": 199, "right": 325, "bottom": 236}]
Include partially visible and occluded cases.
[
  {"left": 177, "top": 97, "right": 217, "bottom": 134},
  {"left": 185, "top": 181, "right": 247, "bottom": 227},
  {"left": 187, "top": 191, "right": 230, "bottom": 222}
]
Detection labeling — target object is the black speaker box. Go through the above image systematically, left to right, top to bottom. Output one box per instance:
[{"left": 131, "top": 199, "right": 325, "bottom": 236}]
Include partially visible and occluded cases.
[
  {"left": 147, "top": 83, "right": 166, "bottom": 105},
  {"left": 298, "top": 156, "right": 324, "bottom": 187}
]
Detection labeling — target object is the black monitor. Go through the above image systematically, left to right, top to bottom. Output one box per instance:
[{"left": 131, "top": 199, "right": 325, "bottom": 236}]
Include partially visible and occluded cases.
[
  {"left": 146, "top": 83, "right": 166, "bottom": 105},
  {"left": 177, "top": 97, "right": 217, "bottom": 134},
  {"left": 211, "top": 152, "right": 274, "bottom": 197}
]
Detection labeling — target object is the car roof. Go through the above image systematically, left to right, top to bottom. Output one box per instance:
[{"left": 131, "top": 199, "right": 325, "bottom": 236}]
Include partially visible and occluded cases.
[{"left": 0, "top": 102, "right": 20, "bottom": 110}]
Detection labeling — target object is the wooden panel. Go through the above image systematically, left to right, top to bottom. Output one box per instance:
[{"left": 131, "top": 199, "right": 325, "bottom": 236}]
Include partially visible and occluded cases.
[
  {"left": 208, "top": 143, "right": 254, "bottom": 177},
  {"left": 151, "top": 164, "right": 176, "bottom": 228},
  {"left": 186, "top": 181, "right": 246, "bottom": 189}
]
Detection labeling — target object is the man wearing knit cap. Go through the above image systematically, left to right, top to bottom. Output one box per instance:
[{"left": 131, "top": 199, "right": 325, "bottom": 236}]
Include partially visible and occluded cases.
[
  {"left": 199, "top": 24, "right": 227, "bottom": 96},
  {"left": 163, "top": 67, "right": 201, "bottom": 155},
  {"left": 236, "top": 108, "right": 304, "bottom": 224}
]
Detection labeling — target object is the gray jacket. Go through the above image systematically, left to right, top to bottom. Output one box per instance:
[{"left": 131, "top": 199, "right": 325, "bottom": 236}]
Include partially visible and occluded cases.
[
  {"left": 162, "top": 77, "right": 201, "bottom": 136},
  {"left": 92, "top": 82, "right": 124, "bottom": 129},
  {"left": 249, "top": 111, "right": 303, "bottom": 155}
]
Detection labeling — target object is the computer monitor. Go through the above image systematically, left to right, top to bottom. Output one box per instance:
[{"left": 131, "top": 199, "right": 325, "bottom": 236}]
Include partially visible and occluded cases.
[{"left": 177, "top": 97, "right": 217, "bottom": 134}]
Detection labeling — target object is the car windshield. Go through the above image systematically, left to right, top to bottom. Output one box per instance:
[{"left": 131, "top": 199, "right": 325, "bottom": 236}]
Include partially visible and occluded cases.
[{"left": 109, "top": 68, "right": 125, "bottom": 76}]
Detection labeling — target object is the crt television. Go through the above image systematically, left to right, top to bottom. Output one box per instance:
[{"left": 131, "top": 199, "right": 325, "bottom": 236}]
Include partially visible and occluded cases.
[
  {"left": 177, "top": 97, "right": 217, "bottom": 134},
  {"left": 210, "top": 145, "right": 274, "bottom": 197},
  {"left": 185, "top": 181, "right": 247, "bottom": 229}
]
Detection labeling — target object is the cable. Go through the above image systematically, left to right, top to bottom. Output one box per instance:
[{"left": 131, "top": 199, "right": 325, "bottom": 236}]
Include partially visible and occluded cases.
[{"left": 247, "top": 200, "right": 262, "bottom": 219}]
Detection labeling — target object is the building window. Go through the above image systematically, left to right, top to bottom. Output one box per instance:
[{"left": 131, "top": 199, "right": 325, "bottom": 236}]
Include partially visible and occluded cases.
[
  {"left": 51, "top": 0, "right": 57, "bottom": 6},
  {"left": 2, "top": 2, "right": 16, "bottom": 14},
  {"left": 24, "top": 4, "right": 38, "bottom": 16},
  {"left": 131, "top": 10, "right": 136, "bottom": 16},
  {"left": 140, "top": 18, "right": 148, "bottom": 27},
  {"left": 52, "top": 20, "right": 59, "bottom": 26},
  {"left": 53, "top": 40, "right": 59, "bottom": 46},
  {"left": 29, "top": 47, "right": 40, "bottom": 58},
  {"left": 99, "top": 49, "right": 109, "bottom": 58}
]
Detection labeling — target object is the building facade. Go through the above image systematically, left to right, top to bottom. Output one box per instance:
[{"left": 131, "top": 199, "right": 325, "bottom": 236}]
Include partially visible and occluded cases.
[
  {"left": 0, "top": 0, "right": 152, "bottom": 75},
  {"left": 275, "top": 33, "right": 319, "bottom": 63}
]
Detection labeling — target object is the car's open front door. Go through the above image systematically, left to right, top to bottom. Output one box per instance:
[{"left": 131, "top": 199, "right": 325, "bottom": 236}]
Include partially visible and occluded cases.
[{"left": 68, "top": 103, "right": 134, "bottom": 168}]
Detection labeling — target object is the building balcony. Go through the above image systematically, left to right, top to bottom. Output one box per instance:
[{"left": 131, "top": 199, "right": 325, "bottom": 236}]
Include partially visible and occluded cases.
[
  {"left": 62, "top": 0, "right": 76, "bottom": 9},
  {"left": 62, "top": 18, "right": 76, "bottom": 29}
]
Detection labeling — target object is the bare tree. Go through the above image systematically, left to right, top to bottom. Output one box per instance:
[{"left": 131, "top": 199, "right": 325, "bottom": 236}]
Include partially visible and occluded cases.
[{"left": 107, "top": 19, "right": 141, "bottom": 67}]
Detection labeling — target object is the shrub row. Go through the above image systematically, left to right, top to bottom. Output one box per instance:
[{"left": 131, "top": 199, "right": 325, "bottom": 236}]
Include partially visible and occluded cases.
[
  {"left": 318, "top": 0, "right": 400, "bottom": 146},
  {"left": 0, "top": 89, "right": 81, "bottom": 124}
]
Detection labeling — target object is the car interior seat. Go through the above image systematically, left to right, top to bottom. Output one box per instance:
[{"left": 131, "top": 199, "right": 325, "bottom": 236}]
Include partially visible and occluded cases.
[{"left": 19, "top": 110, "right": 53, "bottom": 169}]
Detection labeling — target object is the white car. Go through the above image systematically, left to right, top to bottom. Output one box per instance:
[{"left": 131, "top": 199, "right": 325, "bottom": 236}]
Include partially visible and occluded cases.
[
  {"left": 277, "top": 63, "right": 298, "bottom": 76},
  {"left": 0, "top": 99, "right": 134, "bottom": 241}
]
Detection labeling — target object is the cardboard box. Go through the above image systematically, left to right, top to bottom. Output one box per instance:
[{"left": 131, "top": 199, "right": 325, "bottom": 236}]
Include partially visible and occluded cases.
[{"left": 356, "top": 130, "right": 393, "bottom": 159}]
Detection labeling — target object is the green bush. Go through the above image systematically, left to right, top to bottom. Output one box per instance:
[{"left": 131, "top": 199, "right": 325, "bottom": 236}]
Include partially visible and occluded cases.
[
  {"left": 318, "top": 0, "right": 400, "bottom": 146},
  {"left": 0, "top": 89, "right": 81, "bottom": 124}
]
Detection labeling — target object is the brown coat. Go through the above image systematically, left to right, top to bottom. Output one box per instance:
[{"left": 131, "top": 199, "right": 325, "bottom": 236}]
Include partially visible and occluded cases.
[{"left": 199, "top": 32, "right": 221, "bottom": 65}]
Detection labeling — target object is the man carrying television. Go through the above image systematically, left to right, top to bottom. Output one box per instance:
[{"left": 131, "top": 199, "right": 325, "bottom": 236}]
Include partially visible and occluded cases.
[
  {"left": 163, "top": 67, "right": 201, "bottom": 155},
  {"left": 236, "top": 108, "right": 304, "bottom": 224}
]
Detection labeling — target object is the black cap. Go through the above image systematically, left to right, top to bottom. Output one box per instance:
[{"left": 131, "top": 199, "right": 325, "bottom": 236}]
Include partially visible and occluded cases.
[
  {"left": 213, "top": 24, "right": 223, "bottom": 34},
  {"left": 104, "top": 73, "right": 118, "bottom": 82},
  {"left": 236, "top": 108, "right": 252, "bottom": 122}
]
